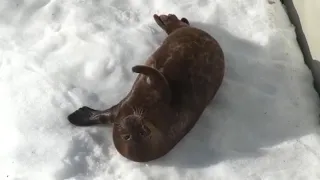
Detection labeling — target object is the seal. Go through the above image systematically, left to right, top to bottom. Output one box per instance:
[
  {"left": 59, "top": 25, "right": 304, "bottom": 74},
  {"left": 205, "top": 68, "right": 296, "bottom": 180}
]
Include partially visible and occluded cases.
[{"left": 67, "top": 13, "right": 225, "bottom": 162}]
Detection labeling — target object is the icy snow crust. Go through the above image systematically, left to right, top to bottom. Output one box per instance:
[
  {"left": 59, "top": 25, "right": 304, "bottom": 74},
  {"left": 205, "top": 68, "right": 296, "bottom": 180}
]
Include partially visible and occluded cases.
[{"left": 0, "top": 0, "right": 319, "bottom": 179}]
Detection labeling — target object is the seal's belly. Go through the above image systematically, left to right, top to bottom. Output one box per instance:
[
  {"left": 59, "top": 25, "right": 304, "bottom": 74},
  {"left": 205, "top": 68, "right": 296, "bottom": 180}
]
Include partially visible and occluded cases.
[
  {"left": 139, "top": 27, "right": 225, "bottom": 146},
  {"left": 155, "top": 28, "right": 225, "bottom": 141},
  {"left": 160, "top": 32, "right": 224, "bottom": 110}
]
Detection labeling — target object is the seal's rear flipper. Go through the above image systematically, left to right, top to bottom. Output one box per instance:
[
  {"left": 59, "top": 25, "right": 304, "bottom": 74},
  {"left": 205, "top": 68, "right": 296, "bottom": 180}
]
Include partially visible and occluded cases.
[
  {"left": 153, "top": 14, "right": 167, "bottom": 32},
  {"left": 153, "top": 14, "right": 190, "bottom": 34},
  {"left": 132, "top": 65, "right": 172, "bottom": 103},
  {"left": 68, "top": 106, "right": 104, "bottom": 126}
]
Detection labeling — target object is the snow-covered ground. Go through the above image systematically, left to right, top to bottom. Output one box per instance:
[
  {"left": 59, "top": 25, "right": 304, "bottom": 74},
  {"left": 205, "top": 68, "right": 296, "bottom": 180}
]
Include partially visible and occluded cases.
[{"left": 0, "top": 0, "right": 319, "bottom": 179}]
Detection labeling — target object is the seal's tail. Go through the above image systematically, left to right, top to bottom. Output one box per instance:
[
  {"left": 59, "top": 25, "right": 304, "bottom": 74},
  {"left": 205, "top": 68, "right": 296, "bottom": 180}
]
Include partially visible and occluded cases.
[{"left": 132, "top": 65, "right": 172, "bottom": 103}]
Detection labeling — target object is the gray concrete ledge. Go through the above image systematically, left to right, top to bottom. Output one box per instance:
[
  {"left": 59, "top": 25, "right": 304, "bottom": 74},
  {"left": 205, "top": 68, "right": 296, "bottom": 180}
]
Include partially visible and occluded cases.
[{"left": 280, "top": 0, "right": 320, "bottom": 98}]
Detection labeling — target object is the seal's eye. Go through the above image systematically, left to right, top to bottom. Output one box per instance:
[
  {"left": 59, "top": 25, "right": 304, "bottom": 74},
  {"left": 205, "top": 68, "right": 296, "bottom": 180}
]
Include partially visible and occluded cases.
[{"left": 121, "top": 134, "right": 132, "bottom": 141}]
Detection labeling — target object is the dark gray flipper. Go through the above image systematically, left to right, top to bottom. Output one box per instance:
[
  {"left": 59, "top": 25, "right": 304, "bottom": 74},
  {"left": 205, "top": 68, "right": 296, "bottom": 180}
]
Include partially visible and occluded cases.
[
  {"left": 153, "top": 14, "right": 167, "bottom": 32},
  {"left": 153, "top": 14, "right": 190, "bottom": 35},
  {"left": 181, "top": 17, "right": 189, "bottom": 25},
  {"left": 132, "top": 65, "right": 172, "bottom": 103},
  {"left": 68, "top": 105, "right": 118, "bottom": 126},
  {"left": 67, "top": 106, "right": 103, "bottom": 126}
]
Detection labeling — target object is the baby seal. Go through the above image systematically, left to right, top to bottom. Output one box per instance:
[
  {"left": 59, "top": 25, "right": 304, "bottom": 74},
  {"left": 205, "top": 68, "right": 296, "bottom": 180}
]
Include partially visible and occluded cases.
[{"left": 67, "top": 13, "right": 225, "bottom": 162}]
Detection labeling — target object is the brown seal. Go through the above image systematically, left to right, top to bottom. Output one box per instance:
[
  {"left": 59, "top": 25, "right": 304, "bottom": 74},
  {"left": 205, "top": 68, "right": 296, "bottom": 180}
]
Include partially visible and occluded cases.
[{"left": 67, "top": 13, "right": 225, "bottom": 162}]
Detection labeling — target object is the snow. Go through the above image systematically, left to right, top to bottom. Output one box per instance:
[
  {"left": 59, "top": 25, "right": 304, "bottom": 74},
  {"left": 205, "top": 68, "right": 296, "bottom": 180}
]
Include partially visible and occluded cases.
[{"left": 0, "top": 0, "right": 319, "bottom": 179}]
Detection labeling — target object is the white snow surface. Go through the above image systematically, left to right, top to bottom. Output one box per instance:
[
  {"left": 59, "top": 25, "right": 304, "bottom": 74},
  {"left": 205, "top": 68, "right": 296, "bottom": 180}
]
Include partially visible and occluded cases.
[{"left": 0, "top": 0, "right": 320, "bottom": 179}]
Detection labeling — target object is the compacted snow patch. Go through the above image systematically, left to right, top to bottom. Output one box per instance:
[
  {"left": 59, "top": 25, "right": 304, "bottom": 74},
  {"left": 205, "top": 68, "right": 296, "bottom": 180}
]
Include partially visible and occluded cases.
[{"left": 0, "top": 0, "right": 319, "bottom": 179}]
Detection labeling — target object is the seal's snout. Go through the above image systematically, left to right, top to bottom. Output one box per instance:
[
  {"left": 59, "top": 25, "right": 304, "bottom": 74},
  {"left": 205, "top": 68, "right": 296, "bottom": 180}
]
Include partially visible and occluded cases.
[
  {"left": 119, "top": 115, "right": 151, "bottom": 142},
  {"left": 120, "top": 115, "right": 141, "bottom": 130}
]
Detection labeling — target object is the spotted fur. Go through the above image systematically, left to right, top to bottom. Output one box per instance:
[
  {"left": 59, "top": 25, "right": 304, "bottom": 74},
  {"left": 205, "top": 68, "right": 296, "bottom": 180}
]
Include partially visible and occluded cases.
[{"left": 67, "top": 13, "right": 225, "bottom": 162}]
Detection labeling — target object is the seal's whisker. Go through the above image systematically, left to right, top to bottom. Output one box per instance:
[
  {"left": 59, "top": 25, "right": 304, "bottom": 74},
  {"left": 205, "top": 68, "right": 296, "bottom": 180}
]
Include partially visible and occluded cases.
[
  {"left": 131, "top": 106, "right": 145, "bottom": 119},
  {"left": 114, "top": 122, "right": 122, "bottom": 130}
]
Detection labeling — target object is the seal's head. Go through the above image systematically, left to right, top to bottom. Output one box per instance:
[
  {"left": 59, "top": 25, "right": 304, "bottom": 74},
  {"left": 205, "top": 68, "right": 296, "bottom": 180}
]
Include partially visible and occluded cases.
[
  {"left": 153, "top": 14, "right": 190, "bottom": 34},
  {"left": 111, "top": 64, "right": 173, "bottom": 162},
  {"left": 113, "top": 112, "right": 168, "bottom": 162},
  {"left": 118, "top": 115, "right": 151, "bottom": 142}
]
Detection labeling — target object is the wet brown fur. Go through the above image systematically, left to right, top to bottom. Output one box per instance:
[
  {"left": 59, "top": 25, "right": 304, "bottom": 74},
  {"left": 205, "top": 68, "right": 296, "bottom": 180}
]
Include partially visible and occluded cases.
[{"left": 67, "top": 14, "right": 225, "bottom": 162}]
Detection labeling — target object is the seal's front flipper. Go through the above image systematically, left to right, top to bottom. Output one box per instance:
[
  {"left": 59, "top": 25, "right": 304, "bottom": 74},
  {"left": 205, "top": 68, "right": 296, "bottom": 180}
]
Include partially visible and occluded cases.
[
  {"left": 132, "top": 65, "right": 172, "bottom": 103},
  {"left": 68, "top": 106, "right": 104, "bottom": 126}
]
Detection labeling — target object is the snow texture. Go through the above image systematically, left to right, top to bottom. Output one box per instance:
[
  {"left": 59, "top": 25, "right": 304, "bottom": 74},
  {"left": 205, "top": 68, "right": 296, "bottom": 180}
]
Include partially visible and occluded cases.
[{"left": 0, "top": 0, "right": 319, "bottom": 179}]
